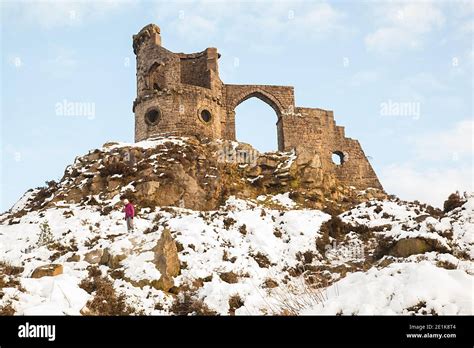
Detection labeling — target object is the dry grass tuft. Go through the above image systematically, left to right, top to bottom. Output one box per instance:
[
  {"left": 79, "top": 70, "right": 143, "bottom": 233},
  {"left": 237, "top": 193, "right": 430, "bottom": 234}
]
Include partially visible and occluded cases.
[
  {"left": 80, "top": 271, "right": 138, "bottom": 316},
  {"left": 269, "top": 278, "right": 328, "bottom": 315},
  {"left": 170, "top": 291, "right": 217, "bottom": 316},
  {"left": 228, "top": 294, "right": 244, "bottom": 315},
  {"left": 0, "top": 301, "right": 15, "bottom": 316}
]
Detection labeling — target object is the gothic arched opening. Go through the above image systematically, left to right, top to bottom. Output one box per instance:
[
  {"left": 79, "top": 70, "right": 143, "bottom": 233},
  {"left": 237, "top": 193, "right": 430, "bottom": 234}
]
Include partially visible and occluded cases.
[{"left": 234, "top": 97, "right": 279, "bottom": 153}]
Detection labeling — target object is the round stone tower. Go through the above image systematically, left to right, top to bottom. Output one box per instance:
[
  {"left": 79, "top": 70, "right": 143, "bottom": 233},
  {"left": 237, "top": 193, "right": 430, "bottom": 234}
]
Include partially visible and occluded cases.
[{"left": 132, "top": 24, "right": 226, "bottom": 142}]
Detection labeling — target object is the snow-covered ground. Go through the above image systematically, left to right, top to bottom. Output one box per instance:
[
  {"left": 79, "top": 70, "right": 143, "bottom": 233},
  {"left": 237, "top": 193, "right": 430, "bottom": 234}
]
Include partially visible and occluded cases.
[
  {"left": 0, "top": 193, "right": 473, "bottom": 315},
  {"left": 301, "top": 261, "right": 472, "bottom": 315}
]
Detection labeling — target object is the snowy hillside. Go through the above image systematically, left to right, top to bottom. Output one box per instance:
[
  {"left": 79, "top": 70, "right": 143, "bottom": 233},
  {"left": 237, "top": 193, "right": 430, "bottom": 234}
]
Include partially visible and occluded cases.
[{"left": 1, "top": 189, "right": 472, "bottom": 315}]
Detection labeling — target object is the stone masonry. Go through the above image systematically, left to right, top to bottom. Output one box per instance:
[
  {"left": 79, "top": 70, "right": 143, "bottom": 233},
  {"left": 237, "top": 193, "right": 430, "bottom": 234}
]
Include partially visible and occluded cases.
[{"left": 132, "top": 24, "right": 383, "bottom": 190}]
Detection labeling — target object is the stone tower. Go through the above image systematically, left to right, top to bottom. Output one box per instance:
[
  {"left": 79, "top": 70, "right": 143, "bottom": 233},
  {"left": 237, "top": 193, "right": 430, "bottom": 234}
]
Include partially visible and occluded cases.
[
  {"left": 132, "top": 24, "right": 383, "bottom": 191},
  {"left": 132, "top": 24, "right": 226, "bottom": 142}
]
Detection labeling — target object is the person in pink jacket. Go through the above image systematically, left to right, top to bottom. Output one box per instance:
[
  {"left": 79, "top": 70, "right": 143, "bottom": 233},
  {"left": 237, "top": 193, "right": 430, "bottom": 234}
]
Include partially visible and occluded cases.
[{"left": 122, "top": 199, "right": 135, "bottom": 232}]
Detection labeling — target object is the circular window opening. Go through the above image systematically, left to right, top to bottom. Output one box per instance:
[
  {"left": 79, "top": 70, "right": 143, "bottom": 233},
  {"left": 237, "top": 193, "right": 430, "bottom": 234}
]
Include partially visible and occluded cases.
[
  {"left": 145, "top": 108, "right": 161, "bottom": 125},
  {"left": 200, "top": 109, "right": 212, "bottom": 123},
  {"left": 332, "top": 151, "right": 344, "bottom": 166}
]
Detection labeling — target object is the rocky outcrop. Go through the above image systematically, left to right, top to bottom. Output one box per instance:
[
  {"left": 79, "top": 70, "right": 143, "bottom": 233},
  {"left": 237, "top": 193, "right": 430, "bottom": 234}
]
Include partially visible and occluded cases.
[{"left": 3, "top": 137, "right": 385, "bottom": 221}]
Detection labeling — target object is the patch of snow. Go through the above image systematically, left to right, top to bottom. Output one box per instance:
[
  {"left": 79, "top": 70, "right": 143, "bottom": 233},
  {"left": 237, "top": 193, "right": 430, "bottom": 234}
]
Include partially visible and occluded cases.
[
  {"left": 102, "top": 136, "right": 188, "bottom": 151},
  {"left": 9, "top": 189, "right": 38, "bottom": 213},
  {"left": 271, "top": 193, "right": 296, "bottom": 208},
  {"left": 122, "top": 252, "right": 161, "bottom": 283},
  {"left": 301, "top": 261, "right": 472, "bottom": 315},
  {"left": 19, "top": 274, "right": 90, "bottom": 315}
]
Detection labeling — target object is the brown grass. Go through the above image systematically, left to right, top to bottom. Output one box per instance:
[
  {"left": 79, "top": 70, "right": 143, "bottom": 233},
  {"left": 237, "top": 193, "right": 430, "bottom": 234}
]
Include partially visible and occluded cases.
[
  {"left": 317, "top": 216, "right": 389, "bottom": 255},
  {"left": 223, "top": 217, "right": 237, "bottom": 229},
  {"left": 84, "top": 236, "right": 101, "bottom": 248},
  {"left": 47, "top": 241, "right": 78, "bottom": 254},
  {"left": 296, "top": 251, "right": 316, "bottom": 265},
  {"left": 251, "top": 252, "right": 272, "bottom": 268},
  {"left": 436, "top": 260, "right": 457, "bottom": 270},
  {"left": 0, "top": 262, "right": 24, "bottom": 276},
  {"left": 0, "top": 262, "right": 25, "bottom": 292},
  {"left": 87, "top": 266, "right": 102, "bottom": 278},
  {"left": 219, "top": 271, "right": 239, "bottom": 284},
  {"left": 80, "top": 274, "right": 138, "bottom": 316},
  {"left": 263, "top": 278, "right": 279, "bottom": 289},
  {"left": 270, "top": 278, "right": 328, "bottom": 316},
  {"left": 170, "top": 291, "right": 217, "bottom": 316},
  {"left": 228, "top": 294, "right": 244, "bottom": 315},
  {"left": 0, "top": 301, "right": 15, "bottom": 315}
]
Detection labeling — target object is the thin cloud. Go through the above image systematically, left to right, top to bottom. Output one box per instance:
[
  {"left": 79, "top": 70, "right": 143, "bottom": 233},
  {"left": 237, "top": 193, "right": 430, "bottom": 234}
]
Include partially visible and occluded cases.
[
  {"left": 2, "top": 0, "right": 137, "bottom": 29},
  {"left": 155, "top": 0, "right": 347, "bottom": 47},
  {"left": 365, "top": 1, "right": 445, "bottom": 53},
  {"left": 412, "top": 119, "right": 474, "bottom": 161},
  {"left": 380, "top": 163, "right": 473, "bottom": 208}
]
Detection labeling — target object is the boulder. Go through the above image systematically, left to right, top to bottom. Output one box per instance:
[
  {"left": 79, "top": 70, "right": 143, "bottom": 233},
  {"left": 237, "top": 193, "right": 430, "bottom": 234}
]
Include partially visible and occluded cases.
[
  {"left": 152, "top": 229, "right": 180, "bottom": 291},
  {"left": 390, "top": 238, "right": 433, "bottom": 257},
  {"left": 99, "top": 248, "right": 111, "bottom": 265},
  {"left": 100, "top": 248, "right": 127, "bottom": 269},
  {"left": 84, "top": 249, "right": 104, "bottom": 264},
  {"left": 66, "top": 254, "right": 81, "bottom": 262},
  {"left": 31, "top": 264, "right": 63, "bottom": 278},
  {"left": 151, "top": 276, "right": 174, "bottom": 292}
]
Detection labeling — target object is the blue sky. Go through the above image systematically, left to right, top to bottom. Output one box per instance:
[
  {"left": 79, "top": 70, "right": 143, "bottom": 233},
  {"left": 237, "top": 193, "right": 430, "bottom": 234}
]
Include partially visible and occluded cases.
[{"left": 1, "top": 0, "right": 473, "bottom": 210}]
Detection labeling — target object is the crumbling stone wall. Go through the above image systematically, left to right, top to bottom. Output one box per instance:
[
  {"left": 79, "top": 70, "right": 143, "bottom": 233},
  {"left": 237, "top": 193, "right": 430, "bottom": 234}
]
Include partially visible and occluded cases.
[{"left": 132, "top": 24, "right": 383, "bottom": 190}]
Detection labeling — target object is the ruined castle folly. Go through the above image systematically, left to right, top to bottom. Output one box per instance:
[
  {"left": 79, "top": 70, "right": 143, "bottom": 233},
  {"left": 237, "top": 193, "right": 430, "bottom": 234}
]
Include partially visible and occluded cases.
[{"left": 132, "top": 24, "right": 383, "bottom": 190}]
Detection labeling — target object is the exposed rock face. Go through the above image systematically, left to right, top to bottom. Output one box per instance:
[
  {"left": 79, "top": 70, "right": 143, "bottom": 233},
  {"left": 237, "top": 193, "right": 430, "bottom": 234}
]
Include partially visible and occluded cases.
[
  {"left": 6, "top": 137, "right": 385, "bottom": 219},
  {"left": 152, "top": 229, "right": 180, "bottom": 291},
  {"left": 31, "top": 264, "right": 63, "bottom": 278}
]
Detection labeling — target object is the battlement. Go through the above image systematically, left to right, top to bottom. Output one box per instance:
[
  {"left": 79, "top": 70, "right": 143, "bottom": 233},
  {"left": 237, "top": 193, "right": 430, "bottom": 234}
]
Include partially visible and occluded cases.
[{"left": 132, "top": 24, "right": 383, "bottom": 191}]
